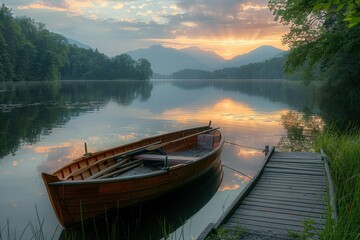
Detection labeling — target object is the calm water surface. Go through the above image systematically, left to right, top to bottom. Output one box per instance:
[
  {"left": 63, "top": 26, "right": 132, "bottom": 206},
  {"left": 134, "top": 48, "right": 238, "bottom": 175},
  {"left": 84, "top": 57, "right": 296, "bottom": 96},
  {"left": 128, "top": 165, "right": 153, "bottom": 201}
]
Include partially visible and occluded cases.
[{"left": 0, "top": 79, "right": 319, "bottom": 239}]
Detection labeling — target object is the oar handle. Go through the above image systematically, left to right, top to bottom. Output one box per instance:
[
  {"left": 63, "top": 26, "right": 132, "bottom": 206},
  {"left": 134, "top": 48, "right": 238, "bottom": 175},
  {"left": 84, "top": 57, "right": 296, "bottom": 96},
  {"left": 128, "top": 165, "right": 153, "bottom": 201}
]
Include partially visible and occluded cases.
[{"left": 146, "top": 127, "right": 220, "bottom": 151}]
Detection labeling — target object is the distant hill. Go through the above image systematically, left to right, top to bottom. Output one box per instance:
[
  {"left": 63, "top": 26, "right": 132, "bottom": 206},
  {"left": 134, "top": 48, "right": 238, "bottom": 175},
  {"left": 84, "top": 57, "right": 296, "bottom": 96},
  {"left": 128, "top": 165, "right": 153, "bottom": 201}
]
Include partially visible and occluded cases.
[
  {"left": 67, "top": 38, "right": 93, "bottom": 50},
  {"left": 127, "top": 45, "right": 286, "bottom": 75},
  {"left": 127, "top": 45, "right": 210, "bottom": 75},
  {"left": 220, "top": 45, "right": 286, "bottom": 69},
  {"left": 179, "top": 47, "right": 226, "bottom": 68},
  {"left": 170, "top": 57, "right": 287, "bottom": 80}
]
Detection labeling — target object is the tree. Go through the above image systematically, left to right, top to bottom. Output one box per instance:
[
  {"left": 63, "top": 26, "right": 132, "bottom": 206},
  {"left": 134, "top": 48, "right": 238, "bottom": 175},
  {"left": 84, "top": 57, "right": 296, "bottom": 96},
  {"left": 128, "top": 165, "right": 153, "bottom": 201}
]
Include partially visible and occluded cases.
[
  {"left": 269, "top": 0, "right": 360, "bottom": 123},
  {"left": 269, "top": 0, "right": 360, "bottom": 82},
  {"left": 312, "top": 0, "right": 360, "bottom": 27},
  {"left": 0, "top": 4, "right": 153, "bottom": 81},
  {"left": 135, "top": 58, "right": 153, "bottom": 80}
]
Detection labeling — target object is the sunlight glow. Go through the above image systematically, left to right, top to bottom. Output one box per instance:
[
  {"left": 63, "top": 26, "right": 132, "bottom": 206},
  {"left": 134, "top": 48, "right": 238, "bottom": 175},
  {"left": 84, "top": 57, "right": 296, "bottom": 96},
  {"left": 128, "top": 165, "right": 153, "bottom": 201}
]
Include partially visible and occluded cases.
[
  {"left": 151, "top": 37, "right": 287, "bottom": 59},
  {"left": 157, "top": 98, "right": 288, "bottom": 127},
  {"left": 237, "top": 148, "right": 263, "bottom": 160}
]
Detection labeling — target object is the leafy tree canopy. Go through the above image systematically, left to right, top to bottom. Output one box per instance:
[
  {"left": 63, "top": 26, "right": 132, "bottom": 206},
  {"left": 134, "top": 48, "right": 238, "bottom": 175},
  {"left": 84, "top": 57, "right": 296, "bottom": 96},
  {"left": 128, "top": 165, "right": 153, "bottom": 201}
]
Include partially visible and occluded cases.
[
  {"left": 269, "top": 0, "right": 360, "bottom": 124},
  {"left": 269, "top": 0, "right": 360, "bottom": 84},
  {"left": 313, "top": 0, "right": 360, "bottom": 27}
]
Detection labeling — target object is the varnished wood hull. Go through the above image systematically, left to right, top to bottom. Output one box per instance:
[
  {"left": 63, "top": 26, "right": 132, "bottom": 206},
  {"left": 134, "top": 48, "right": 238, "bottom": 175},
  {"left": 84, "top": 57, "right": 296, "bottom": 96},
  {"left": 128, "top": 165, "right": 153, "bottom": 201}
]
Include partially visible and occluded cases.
[{"left": 42, "top": 125, "right": 224, "bottom": 228}]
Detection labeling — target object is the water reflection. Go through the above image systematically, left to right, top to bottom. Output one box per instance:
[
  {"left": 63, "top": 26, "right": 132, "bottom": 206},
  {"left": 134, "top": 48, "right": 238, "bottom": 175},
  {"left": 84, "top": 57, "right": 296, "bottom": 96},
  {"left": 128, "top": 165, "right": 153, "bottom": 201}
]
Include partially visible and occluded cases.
[
  {"left": 171, "top": 79, "right": 319, "bottom": 111},
  {"left": 0, "top": 80, "right": 153, "bottom": 159},
  {"left": 0, "top": 80, "right": 318, "bottom": 159},
  {"left": 277, "top": 111, "right": 325, "bottom": 152},
  {"left": 35, "top": 141, "right": 87, "bottom": 173}
]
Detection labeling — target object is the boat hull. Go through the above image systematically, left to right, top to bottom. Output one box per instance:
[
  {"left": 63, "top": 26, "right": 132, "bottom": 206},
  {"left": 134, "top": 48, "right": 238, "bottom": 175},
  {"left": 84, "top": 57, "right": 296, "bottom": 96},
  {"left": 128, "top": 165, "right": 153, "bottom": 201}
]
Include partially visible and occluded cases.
[{"left": 42, "top": 126, "right": 224, "bottom": 228}]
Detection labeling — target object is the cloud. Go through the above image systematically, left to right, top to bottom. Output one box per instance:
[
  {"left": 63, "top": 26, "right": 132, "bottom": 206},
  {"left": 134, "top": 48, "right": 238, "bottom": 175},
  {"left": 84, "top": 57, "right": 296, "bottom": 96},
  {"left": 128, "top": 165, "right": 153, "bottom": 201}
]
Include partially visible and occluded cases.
[
  {"left": 6, "top": 0, "right": 288, "bottom": 57},
  {"left": 42, "top": 0, "right": 70, "bottom": 9},
  {"left": 169, "top": 0, "right": 285, "bottom": 39},
  {"left": 113, "top": 3, "right": 124, "bottom": 10}
]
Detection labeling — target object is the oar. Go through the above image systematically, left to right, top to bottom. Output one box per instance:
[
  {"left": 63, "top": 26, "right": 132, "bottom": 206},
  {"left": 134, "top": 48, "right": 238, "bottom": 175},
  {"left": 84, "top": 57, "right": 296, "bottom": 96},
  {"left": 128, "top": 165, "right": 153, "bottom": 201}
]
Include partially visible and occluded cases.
[
  {"left": 146, "top": 127, "right": 220, "bottom": 151},
  {"left": 63, "top": 141, "right": 160, "bottom": 180},
  {"left": 86, "top": 158, "right": 130, "bottom": 180},
  {"left": 96, "top": 160, "right": 142, "bottom": 179}
]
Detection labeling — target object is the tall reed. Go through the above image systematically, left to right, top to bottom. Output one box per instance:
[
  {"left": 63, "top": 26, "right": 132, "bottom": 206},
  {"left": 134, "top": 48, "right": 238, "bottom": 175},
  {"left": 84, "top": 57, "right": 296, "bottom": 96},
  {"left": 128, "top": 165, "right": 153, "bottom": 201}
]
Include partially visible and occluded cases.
[{"left": 314, "top": 125, "right": 360, "bottom": 239}]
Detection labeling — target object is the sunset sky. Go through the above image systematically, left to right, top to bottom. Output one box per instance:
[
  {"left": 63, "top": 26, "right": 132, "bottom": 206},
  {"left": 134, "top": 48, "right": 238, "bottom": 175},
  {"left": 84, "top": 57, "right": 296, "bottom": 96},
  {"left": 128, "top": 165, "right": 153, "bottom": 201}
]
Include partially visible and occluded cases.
[{"left": 4, "top": 0, "right": 289, "bottom": 59}]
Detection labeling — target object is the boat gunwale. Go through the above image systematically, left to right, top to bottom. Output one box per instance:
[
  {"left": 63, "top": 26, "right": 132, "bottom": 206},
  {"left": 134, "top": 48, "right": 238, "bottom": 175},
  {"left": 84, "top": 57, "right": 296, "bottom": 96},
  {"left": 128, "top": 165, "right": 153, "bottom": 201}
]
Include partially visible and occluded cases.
[
  {"left": 51, "top": 124, "right": 212, "bottom": 174},
  {"left": 48, "top": 137, "right": 224, "bottom": 186}
]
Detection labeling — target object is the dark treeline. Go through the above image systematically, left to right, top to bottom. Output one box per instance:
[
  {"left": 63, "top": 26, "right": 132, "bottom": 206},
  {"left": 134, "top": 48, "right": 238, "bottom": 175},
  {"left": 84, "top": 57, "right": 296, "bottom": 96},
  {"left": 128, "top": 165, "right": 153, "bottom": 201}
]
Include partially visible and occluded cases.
[
  {"left": 0, "top": 4, "right": 152, "bottom": 81},
  {"left": 61, "top": 46, "right": 152, "bottom": 80},
  {"left": 169, "top": 57, "right": 299, "bottom": 80}
]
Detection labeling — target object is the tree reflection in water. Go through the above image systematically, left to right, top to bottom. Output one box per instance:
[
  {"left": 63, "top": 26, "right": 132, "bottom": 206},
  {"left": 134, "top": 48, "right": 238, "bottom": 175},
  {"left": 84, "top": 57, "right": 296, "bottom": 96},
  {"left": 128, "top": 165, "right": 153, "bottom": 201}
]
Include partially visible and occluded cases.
[{"left": 277, "top": 111, "right": 325, "bottom": 152}]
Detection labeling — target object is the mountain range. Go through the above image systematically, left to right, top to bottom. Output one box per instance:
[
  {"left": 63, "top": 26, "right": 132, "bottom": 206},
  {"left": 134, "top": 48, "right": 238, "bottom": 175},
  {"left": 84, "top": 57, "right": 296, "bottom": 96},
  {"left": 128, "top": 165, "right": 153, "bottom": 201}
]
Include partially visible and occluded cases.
[{"left": 127, "top": 45, "right": 286, "bottom": 75}]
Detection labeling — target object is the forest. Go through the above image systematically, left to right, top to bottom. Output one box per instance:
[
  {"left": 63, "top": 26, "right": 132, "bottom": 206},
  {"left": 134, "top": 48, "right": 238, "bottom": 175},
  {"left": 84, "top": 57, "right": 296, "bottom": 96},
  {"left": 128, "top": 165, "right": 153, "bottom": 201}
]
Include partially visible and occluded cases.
[
  {"left": 0, "top": 4, "right": 153, "bottom": 81},
  {"left": 169, "top": 57, "right": 294, "bottom": 79}
]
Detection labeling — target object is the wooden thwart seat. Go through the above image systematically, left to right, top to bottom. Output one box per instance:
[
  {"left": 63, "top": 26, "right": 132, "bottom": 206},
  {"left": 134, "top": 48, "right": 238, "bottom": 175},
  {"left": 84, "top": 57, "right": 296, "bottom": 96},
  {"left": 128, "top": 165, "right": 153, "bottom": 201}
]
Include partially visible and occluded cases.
[{"left": 134, "top": 154, "right": 198, "bottom": 162}]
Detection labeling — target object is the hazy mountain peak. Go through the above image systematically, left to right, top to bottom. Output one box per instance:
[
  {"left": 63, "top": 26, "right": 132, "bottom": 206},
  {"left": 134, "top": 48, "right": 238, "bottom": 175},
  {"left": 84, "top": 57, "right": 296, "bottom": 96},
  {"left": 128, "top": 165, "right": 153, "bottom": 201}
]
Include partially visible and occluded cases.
[
  {"left": 127, "top": 45, "right": 286, "bottom": 75},
  {"left": 127, "top": 45, "right": 209, "bottom": 75},
  {"left": 221, "top": 46, "right": 286, "bottom": 68},
  {"left": 179, "top": 47, "right": 225, "bottom": 68}
]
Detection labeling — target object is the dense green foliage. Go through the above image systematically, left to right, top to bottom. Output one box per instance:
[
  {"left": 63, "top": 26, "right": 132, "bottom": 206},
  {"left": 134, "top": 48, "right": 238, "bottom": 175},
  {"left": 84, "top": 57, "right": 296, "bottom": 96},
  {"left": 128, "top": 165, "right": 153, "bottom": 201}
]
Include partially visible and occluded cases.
[
  {"left": 269, "top": 0, "right": 360, "bottom": 123},
  {"left": 312, "top": 0, "right": 360, "bottom": 27},
  {"left": 0, "top": 4, "right": 152, "bottom": 81},
  {"left": 0, "top": 4, "right": 68, "bottom": 81},
  {"left": 61, "top": 45, "right": 153, "bottom": 80},
  {"left": 169, "top": 57, "right": 294, "bottom": 79},
  {"left": 314, "top": 126, "right": 360, "bottom": 239}
]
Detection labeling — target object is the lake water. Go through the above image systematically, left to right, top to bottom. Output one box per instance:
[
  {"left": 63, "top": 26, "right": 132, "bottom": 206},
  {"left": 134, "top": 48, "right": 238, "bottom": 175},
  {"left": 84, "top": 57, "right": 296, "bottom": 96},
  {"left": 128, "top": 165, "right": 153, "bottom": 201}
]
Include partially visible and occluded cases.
[{"left": 0, "top": 79, "right": 320, "bottom": 239}]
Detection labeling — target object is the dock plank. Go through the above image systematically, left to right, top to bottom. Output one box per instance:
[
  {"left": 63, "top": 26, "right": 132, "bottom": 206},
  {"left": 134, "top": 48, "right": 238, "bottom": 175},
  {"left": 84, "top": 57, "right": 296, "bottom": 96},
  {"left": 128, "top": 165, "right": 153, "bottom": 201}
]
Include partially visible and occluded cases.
[
  {"left": 216, "top": 150, "right": 330, "bottom": 239},
  {"left": 264, "top": 168, "right": 325, "bottom": 176},
  {"left": 256, "top": 180, "right": 326, "bottom": 189},
  {"left": 257, "top": 180, "right": 326, "bottom": 189},
  {"left": 254, "top": 184, "right": 326, "bottom": 193},
  {"left": 249, "top": 188, "right": 326, "bottom": 201},
  {"left": 247, "top": 193, "right": 326, "bottom": 206},
  {"left": 244, "top": 197, "right": 326, "bottom": 210},
  {"left": 237, "top": 204, "right": 325, "bottom": 219},
  {"left": 233, "top": 208, "right": 325, "bottom": 225},
  {"left": 228, "top": 214, "right": 325, "bottom": 231}
]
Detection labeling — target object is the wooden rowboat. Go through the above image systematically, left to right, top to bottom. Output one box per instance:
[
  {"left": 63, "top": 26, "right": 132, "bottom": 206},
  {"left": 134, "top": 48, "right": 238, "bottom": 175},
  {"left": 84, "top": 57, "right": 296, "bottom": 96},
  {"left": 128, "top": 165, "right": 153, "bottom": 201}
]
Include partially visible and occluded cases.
[{"left": 42, "top": 124, "right": 224, "bottom": 228}]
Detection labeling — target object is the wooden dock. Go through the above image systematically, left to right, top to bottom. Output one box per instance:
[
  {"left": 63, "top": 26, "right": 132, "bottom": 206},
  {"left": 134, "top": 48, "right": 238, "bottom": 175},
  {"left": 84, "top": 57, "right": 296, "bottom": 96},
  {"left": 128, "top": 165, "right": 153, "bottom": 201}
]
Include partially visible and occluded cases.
[{"left": 200, "top": 147, "right": 335, "bottom": 239}]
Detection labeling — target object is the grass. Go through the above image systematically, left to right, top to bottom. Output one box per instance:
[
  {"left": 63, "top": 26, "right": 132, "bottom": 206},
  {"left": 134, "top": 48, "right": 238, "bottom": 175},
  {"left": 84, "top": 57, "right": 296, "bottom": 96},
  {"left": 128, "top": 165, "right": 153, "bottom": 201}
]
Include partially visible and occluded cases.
[
  {"left": 313, "top": 125, "right": 360, "bottom": 239},
  {"left": 0, "top": 204, "right": 60, "bottom": 240},
  {"left": 0, "top": 207, "right": 188, "bottom": 240},
  {"left": 206, "top": 225, "right": 245, "bottom": 240}
]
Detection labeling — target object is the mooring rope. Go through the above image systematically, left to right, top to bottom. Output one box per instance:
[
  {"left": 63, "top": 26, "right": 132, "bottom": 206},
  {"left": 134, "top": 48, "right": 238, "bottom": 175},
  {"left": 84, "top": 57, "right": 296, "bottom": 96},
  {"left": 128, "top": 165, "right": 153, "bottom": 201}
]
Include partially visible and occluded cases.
[
  {"left": 224, "top": 141, "right": 265, "bottom": 151},
  {"left": 222, "top": 164, "right": 252, "bottom": 179}
]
